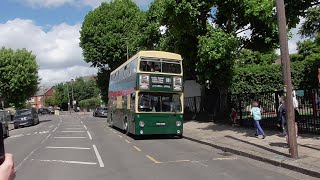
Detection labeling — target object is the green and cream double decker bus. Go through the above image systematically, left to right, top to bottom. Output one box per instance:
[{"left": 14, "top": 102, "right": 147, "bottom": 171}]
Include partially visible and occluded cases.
[{"left": 107, "top": 51, "right": 183, "bottom": 137}]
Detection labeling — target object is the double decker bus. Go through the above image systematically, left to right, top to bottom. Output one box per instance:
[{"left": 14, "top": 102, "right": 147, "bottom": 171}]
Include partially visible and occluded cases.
[{"left": 107, "top": 51, "right": 183, "bottom": 137}]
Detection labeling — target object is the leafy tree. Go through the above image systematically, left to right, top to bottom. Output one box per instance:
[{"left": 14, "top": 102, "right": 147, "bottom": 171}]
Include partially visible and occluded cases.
[
  {"left": 80, "top": 0, "right": 146, "bottom": 70},
  {"left": 300, "top": 6, "right": 320, "bottom": 38},
  {"left": 0, "top": 47, "right": 39, "bottom": 108},
  {"left": 235, "top": 49, "right": 277, "bottom": 67},
  {"left": 44, "top": 96, "right": 55, "bottom": 106},
  {"left": 79, "top": 98, "right": 101, "bottom": 108}
]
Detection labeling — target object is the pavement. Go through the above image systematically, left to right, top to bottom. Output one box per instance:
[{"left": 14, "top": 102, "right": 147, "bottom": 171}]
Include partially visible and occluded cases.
[
  {"left": 5, "top": 113, "right": 318, "bottom": 180},
  {"left": 183, "top": 120, "right": 320, "bottom": 178}
]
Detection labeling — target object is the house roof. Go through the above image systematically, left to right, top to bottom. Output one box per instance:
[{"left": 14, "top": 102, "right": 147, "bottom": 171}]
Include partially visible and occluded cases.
[{"left": 35, "top": 86, "right": 54, "bottom": 96}]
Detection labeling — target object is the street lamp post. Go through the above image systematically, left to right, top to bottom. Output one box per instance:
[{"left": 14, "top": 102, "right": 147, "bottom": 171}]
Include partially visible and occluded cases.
[
  {"left": 276, "top": 0, "right": 298, "bottom": 158},
  {"left": 124, "top": 38, "right": 129, "bottom": 61},
  {"left": 71, "top": 79, "right": 75, "bottom": 109},
  {"left": 66, "top": 83, "right": 70, "bottom": 113}
]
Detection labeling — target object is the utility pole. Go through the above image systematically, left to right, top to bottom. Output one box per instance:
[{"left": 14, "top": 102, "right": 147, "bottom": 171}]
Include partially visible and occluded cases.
[{"left": 276, "top": 0, "right": 298, "bottom": 158}]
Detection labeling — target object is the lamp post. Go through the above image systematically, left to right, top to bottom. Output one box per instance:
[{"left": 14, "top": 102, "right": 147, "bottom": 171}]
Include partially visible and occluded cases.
[
  {"left": 124, "top": 38, "right": 129, "bottom": 61},
  {"left": 71, "top": 79, "right": 75, "bottom": 109},
  {"left": 66, "top": 83, "right": 70, "bottom": 113}
]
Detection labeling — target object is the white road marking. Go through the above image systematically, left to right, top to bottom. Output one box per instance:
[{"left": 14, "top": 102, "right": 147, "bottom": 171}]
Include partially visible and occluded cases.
[
  {"left": 81, "top": 121, "right": 83, "bottom": 124},
  {"left": 58, "top": 123, "right": 61, "bottom": 127},
  {"left": 49, "top": 125, "right": 54, "bottom": 128},
  {"left": 65, "top": 125, "right": 82, "bottom": 127},
  {"left": 83, "top": 125, "right": 87, "bottom": 130},
  {"left": 52, "top": 127, "right": 58, "bottom": 132},
  {"left": 65, "top": 128, "right": 83, "bottom": 130},
  {"left": 60, "top": 131, "right": 85, "bottom": 132},
  {"left": 87, "top": 131, "right": 92, "bottom": 140},
  {"left": 113, "top": 131, "right": 117, "bottom": 134},
  {"left": 34, "top": 132, "right": 38, "bottom": 134},
  {"left": 17, "top": 133, "right": 51, "bottom": 170},
  {"left": 27, "top": 133, "right": 31, "bottom": 135},
  {"left": 8, "top": 134, "right": 24, "bottom": 138},
  {"left": 41, "top": 134, "right": 51, "bottom": 144},
  {"left": 118, "top": 135, "right": 123, "bottom": 138},
  {"left": 54, "top": 137, "right": 87, "bottom": 139},
  {"left": 125, "top": 140, "right": 130, "bottom": 144},
  {"left": 93, "top": 145, "right": 104, "bottom": 167},
  {"left": 45, "top": 146, "right": 91, "bottom": 150},
  {"left": 133, "top": 146, "right": 141, "bottom": 152},
  {"left": 33, "top": 159, "right": 97, "bottom": 165}
]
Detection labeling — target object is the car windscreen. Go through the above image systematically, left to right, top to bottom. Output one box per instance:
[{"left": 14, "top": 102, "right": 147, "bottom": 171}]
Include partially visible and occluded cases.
[
  {"left": 138, "top": 92, "right": 182, "bottom": 112},
  {"left": 16, "top": 110, "right": 31, "bottom": 116}
]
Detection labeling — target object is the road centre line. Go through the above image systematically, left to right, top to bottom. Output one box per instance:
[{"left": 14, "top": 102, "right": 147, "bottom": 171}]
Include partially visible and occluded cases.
[
  {"left": 83, "top": 125, "right": 87, "bottom": 130},
  {"left": 52, "top": 127, "right": 58, "bottom": 132},
  {"left": 60, "top": 131, "right": 85, "bottom": 132},
  {"left": 87, "top": 131, "right": 92, "bottom": 140},
  {"left": 54, "top": 137, "right": 87, "bottom": 139},
  {"left": 93, "top": 145, "right": 105, "bottom": 167},
  {"left": 45, "top": 146, "right": 91, "bottom": 150},
  {"left": 133, "top": 146, "right": 141, "bottom": 152},
  {"left": 146, "top": 155, "right": 162, "bottom": 164},
  {"left": 32, "top": 159, "right": 97, "bottom": 165}
]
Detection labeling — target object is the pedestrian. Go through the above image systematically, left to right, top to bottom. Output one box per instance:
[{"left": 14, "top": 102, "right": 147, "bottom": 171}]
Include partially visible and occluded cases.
[
  {"left": 292, "top": 93, "right": 299, "bottom": 138},
  {"left": 278, "top": 98, "right": 286, "bottom": 135},
  {"left": 250, "top": 101, "right": 266, "bottom": 139},
  {"left": 230, "top": 108, "right": 237, "bottom": 126},
  {"left": 0, "top": 154, "right": 16, "bottom": 180}
]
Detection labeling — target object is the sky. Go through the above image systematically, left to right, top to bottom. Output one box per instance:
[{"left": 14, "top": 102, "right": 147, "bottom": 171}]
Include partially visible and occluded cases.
[
  {"left": 0, "top": 0, "right": 304, "bottom": 86},
  {"left": 0, "top": 0, "right": 153, "bottom": 86}
]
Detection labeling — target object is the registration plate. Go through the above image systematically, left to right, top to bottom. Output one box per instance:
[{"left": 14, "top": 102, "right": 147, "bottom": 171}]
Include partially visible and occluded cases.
[{"left": 156, "top": 122, "right": 166, "bottom": 126}]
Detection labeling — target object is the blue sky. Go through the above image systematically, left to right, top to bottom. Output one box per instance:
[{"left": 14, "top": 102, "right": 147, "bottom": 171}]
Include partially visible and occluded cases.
[
  {"left": 0, "top": 0, "right": 153, "bottom": 85},
  {"left": 0, "top": 0, "right": 303, "bottom": 85}
]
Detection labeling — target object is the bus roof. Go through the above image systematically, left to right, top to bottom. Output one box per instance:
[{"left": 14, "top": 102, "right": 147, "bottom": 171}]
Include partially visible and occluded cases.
[{"left": 111, "top": 51, "right": 182, "bottom": 75}]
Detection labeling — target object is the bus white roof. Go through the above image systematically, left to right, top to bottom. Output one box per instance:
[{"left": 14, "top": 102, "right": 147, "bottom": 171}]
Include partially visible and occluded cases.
[{"left": 111, "top": 51, "right": 182, "bottom": 75}]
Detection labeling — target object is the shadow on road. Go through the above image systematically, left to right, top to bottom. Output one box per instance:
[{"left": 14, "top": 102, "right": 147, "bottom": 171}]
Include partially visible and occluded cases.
[{"left": 39, "top": 119, "right": 52, "bottom": 123}]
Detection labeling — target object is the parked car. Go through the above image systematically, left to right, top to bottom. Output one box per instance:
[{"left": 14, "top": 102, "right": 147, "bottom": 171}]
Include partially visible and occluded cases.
[
  {"left": 48, "top": 106, "right": 55, "bottom": 114},
  {"left": 93, "top": 107, "right": 108, "bottom": 117},
  {"left": 14, "top": 108, "right": 39, "bottom": 129},
  {"left": 38, "top": 108, "right": 50, "bottom": 115},
  {"left": 0, "top": 110, "right": 10, "bottom": 138}
]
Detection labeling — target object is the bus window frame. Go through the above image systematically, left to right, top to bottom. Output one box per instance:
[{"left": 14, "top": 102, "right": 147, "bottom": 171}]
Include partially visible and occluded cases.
[{"left": 139, "top": 58, "right": 182, "bottom": 74}]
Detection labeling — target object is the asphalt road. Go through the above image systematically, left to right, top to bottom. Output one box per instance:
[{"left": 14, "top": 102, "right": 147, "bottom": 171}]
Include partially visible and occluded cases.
[{"left": 4, "top": 113, "right": 317, "bottom": 180}]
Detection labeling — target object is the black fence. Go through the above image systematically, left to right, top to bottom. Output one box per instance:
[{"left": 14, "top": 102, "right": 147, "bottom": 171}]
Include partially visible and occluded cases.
[
  {"left": 185, "top": 88, "right": 320, "bottom": 134},
  {"left": 230, "top": 88, "right": 320, "bottom": 134}
]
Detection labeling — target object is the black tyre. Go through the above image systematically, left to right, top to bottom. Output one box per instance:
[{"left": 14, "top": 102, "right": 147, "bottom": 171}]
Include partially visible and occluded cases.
[{"left": 14, "top": 125, "right": 19, "bottom": 129}]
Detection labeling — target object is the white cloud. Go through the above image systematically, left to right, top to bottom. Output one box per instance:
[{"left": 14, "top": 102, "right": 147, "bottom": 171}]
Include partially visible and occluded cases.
[
  {"left": 21, "top": 0, "right": 151, "bottom": 8},
  {"left": 0, "top": 18, "right": 97, "bottom": 85},
  {"left": 277, "top": 18, "right": 306, "bottom": 54}
]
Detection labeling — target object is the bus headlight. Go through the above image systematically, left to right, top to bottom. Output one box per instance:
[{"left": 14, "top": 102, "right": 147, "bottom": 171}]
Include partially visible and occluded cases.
[
  {"left": 139, "top": 75, "right": 149, "bottom": 89},
  {"left": 173, "top": 77, "right": 182, "bottom": 91},
  {"left": 139, "top": 121, "right": 145, "bottom": 127},
  {"left": 176, "top": 121, "right": 181, "bottom": 127}
]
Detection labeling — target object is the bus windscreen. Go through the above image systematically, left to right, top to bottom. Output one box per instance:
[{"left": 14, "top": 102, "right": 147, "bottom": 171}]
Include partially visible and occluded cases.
[{"left": 138, "top": 92, "right": 182, "bottom": 113}]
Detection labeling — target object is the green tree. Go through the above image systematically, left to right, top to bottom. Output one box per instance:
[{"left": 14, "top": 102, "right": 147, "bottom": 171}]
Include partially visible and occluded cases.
[
  {"left": 80, "top": 0, "right": 146, "bottom": 69},
  {"left": 299, "top": 6, "right": 320, "bottom": 38},
  {"left": 0, "top": 47, "right": 39, "bottom": 108},
  {"left": 234, "top": 49, "right": 277, "bottom": 67},
  {"left": 72, "top": 78, "right": 100, "bottom": 103},
  {"left": 44, "top": 96, "right": 55, "bottom": 106}
]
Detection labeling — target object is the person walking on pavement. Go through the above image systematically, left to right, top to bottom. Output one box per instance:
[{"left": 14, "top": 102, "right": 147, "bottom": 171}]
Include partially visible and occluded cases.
[
  {"left": 292, "top": 91, "right": 299, "bottom": 137},
  {"left": 278, "top": 98, "right": 287, "bottom": 135},
  {"left": 250, "top": 101, "right": 266, "bottom": 139}
]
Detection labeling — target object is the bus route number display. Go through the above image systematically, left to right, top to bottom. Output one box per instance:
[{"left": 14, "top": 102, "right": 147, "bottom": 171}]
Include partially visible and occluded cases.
[{"left": 151, "top": 76, "right": 172, "bottom": 89}]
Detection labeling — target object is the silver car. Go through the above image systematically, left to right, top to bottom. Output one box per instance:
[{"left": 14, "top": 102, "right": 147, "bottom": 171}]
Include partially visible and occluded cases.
[{"left": 0, "top": 110, "right": 10, "bottom": 138}]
